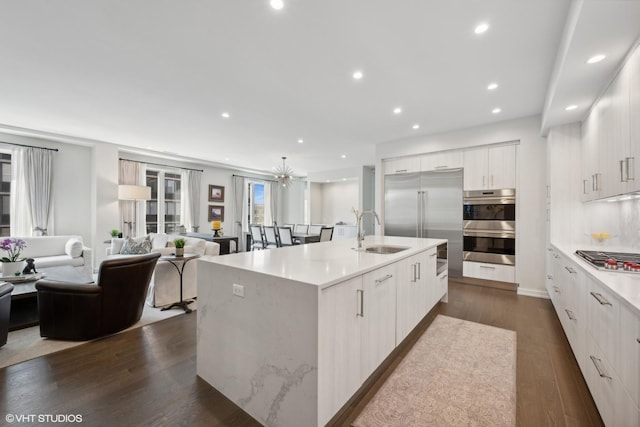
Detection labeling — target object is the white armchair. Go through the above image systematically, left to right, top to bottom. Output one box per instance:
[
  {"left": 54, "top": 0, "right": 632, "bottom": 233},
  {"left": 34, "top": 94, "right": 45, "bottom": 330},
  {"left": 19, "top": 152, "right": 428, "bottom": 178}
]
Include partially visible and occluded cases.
[{"left": 105, "top": 233, "right": 220, "bottom": 307}]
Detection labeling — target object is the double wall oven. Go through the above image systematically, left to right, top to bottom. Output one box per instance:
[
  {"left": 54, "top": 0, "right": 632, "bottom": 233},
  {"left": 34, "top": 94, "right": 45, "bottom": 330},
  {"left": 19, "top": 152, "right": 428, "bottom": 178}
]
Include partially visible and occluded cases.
[{"left": 463, "top": 189, "right": 515, "bottom": 266}]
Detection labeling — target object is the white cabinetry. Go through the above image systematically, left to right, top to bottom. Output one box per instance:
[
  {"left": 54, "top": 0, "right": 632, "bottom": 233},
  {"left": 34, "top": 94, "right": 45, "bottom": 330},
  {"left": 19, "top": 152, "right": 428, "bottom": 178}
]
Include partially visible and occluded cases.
[
  {"left": 580, "top": 43, "right": 640, "bottom": 200},
  {"left": 463, "top": 145, "right": 516, "bottom": 190},
  {"left": 420, "top": 151, "right": 463, "bottom": 172},
  {"left": 383, "top": 157, "right": 420, "bottom": 175},
  {"left": 396, "top": 252, "right": 427, "bottom": 344},
  {"left": 462, "top": 260, "right": 515, "bottom": 283},
  {"left": 360, "top": 263, "right": 397, "bottom": 380},
  {"left": 318, "top": 276, "right": 362, "bottom": 422},
  {"left": 619, "top": 303, "right": 640, "bottom": 408}
]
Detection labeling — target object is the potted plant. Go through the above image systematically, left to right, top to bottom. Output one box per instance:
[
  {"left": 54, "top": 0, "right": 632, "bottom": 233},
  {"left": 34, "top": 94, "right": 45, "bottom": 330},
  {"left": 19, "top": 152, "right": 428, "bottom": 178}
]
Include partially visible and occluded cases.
[
  {"left": 110, "top": 229, "right": 122, "bottom": 238},
  {"left": 1, "top": 238, "right": 27, "bottom": 276},
  {"left": 173, "top": 238, "right": 186, "bottom": 257}
]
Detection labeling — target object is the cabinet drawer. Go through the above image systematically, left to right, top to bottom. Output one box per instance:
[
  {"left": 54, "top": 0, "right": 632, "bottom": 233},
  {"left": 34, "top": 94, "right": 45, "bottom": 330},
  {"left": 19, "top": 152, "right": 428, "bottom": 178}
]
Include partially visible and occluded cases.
[
  {"left": 420, "top": 151, "right": 462, "bottom": 171},
  {"left": 383, "top": 157, "right": 420, "bottom": 175},
  {"left": 463, "top": 261, "right": 515, "bottom": 282},
  {"left": 586, "top": 276, "right": 620, "bottom": 374}
]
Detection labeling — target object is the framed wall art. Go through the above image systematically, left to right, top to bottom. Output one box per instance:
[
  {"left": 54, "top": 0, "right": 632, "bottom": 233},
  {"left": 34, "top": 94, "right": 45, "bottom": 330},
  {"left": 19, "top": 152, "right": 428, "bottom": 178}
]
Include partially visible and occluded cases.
[
  {"left": 208, "top": 185, "right": 225, "bottom": 203},
  {"left": 208, "top": 205, "right": 225, "bottom": 222}
]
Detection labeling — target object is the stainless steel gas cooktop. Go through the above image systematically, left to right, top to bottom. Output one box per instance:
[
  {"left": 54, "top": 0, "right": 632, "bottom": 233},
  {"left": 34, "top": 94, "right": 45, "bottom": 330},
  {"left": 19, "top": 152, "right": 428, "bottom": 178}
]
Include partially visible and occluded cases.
[{"left": 575, "top": 250, "right": 640, "bottom": 273}]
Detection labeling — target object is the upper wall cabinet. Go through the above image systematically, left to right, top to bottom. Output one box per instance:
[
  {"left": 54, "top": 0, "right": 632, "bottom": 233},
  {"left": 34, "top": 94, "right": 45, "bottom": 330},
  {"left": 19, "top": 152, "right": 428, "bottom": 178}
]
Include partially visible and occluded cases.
[
  {"left": 581, "top": 44, "right": 640, "bottom": 200},
  {"left": 463, "top": 145, "right": 516, "bottom": 191},
  {"left": 420, "top": 151, "right": 463, "bottom": 172},
  {"left": 383, "top": 157, "right": 420, "bottom": 175}
]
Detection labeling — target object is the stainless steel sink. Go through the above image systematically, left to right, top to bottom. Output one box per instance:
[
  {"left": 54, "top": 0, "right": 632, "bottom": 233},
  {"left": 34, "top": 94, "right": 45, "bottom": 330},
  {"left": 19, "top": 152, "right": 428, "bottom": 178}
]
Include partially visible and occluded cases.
[{"left": 358, "top": 245, "right": 411, "bottom": 254}]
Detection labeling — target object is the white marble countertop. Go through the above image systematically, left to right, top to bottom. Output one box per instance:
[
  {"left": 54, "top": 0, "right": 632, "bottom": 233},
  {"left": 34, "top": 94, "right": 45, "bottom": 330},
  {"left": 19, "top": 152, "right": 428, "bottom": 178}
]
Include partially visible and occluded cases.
[
  {"left": 200, "top": 235, "right": 446, "bottom": 288},
  {"left": 552, "top": 243, "right": 640, "bottom": 315}
]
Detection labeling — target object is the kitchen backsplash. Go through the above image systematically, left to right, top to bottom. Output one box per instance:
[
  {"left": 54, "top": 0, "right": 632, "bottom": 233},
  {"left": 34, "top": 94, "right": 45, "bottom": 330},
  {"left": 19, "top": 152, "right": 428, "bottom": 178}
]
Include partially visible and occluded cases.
[{"left": 582, "top": 198, "right": 640, "bottom": 250}]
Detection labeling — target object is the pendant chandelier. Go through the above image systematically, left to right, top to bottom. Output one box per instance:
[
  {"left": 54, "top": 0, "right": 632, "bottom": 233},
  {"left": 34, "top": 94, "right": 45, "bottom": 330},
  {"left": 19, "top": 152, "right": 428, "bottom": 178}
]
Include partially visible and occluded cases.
[{"left": 274, "top": 156, "right": 294, "bottom": 188}]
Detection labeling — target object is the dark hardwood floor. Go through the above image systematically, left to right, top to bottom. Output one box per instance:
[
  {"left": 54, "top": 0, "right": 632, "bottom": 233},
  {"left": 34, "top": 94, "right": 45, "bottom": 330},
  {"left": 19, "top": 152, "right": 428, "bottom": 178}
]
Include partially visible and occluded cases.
[{"left": 0, "top": 281, "right": 603, "bottom": 426}]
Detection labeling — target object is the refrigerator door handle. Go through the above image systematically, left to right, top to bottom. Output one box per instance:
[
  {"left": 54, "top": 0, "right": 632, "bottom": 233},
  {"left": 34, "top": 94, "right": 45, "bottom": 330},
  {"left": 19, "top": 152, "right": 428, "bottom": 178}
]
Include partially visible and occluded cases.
[{"left": 416, "top": 191, "right": 421, "bottom": 238}]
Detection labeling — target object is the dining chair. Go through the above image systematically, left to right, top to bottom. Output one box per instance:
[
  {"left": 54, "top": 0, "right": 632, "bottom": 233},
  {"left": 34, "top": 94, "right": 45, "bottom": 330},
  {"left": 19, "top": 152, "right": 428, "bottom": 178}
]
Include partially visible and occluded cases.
[
  {"left": 249, "top": 224, "right": 265, "bottom": 250},
  {"left": 294, "top": 224, "right": 309, "bottom": 234},
  {"left": 308, "top": 224, "right": 323, "bottom": 235},
  {"left": 263, "top": 226, "right": 280, "bottom": 249},
  {"left": 277, "top": 227, "right": 295, "bottom": 246},
  {"left": 319, "top": 227, "right": 334, "bottom": 242}
]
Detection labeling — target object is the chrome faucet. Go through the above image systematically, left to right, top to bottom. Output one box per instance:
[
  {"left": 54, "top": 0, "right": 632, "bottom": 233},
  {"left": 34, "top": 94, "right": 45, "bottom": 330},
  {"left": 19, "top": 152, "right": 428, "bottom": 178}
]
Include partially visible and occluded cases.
[{"left": 356, "top": 210, "right": 380, "bottom": 249}]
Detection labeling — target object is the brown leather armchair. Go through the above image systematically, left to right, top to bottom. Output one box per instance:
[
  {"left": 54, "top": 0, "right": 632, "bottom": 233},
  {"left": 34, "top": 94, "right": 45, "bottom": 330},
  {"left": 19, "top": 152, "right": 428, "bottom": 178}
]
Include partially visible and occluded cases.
[
  {"left": 36, "top": 252, "right": 160, "bottom": 341},
  {"left": 0, "top": 282, "right": 14, "bottom": 347}
]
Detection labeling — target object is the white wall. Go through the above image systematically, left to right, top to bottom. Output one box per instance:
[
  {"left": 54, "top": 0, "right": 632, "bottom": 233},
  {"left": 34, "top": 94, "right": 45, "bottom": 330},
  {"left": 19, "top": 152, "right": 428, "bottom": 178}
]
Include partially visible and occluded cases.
[
  {"left": 375, "top": 115, "right": 548, "bottom": 297},
  {"left": 320, "top": 181, "right": 358, "bottom": 225},
  {"left": 309, "top": 183, "right": 323, "bottom": 224}
]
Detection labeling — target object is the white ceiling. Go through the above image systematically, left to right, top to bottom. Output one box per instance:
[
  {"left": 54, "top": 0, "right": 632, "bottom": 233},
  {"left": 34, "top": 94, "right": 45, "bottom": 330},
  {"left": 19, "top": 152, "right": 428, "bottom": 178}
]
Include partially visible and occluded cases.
[{"left": 0, "top": 1, "right": 637, "bottom": 176}]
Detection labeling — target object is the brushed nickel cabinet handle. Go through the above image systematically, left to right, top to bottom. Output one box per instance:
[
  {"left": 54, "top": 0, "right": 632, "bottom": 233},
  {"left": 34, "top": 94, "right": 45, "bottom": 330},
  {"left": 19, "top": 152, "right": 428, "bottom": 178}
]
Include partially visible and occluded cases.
[
  {"left": 627, "top": 157, "right": 635, "bottom": 181},
  {"left": 620, "top": 160, "right": 626, "bottom": 182},
  {"left": 434, "top": 165, "right": 448, "bottom": 170},
  {"left": 395, "top": 169, "right": 408, "bottom": 173},
  {"left": 596, "top": 173, "right": 601, "bottom": 191},
  {"left": 482, "top": 176, "right": 486, "bottom": 187},
  {"left": 547, "top": 248, "right": 553, "bottom": 252},
  {"left": 417, "top": 262, "right": 421, "bottom": 279},
  {"left": 411, "top": 263, "right": 417, "bottom": 282},
  {"left": 480, "top": 265, "right": 496, "bottom": 269},
  {"left": 564, "top": 266, "right": 576, "bottom": 274},
  {"left": 375, "top": 274, "right": 393, "bottom": 284},
  {"left": 441, "top": 274, "right": 448, "bottom": 279},
  {"left": 547, "top": 274, "right": 553, "bottom": 280},
  {"left": 553, "top": 286, "right": 560, "bottom": 293},
  {"left": 356, "top": 289, "right": 364, "bottom": 317},
  {"left": 590, "top": 292, "right": 612, "bottom": 306},
  {"left": 565, "top": 309, "right": 576, "bottom": 321},
  {"left": 589, "top": 355, "right": 612, "bottom": 379}
]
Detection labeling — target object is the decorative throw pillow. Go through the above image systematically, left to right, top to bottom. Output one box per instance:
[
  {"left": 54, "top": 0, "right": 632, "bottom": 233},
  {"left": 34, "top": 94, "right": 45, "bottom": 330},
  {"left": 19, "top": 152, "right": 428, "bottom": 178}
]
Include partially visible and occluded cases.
[
  {"left": 151, "top": 233, "right": 169, "bottom": 250},
  {"left": 120, "top": 236, "right": 152, "bottom": 255},
  {"left": 110, "top": 237, "right": 126, "bottom": 255},
  {"left": 65, "top": 238, "right": 83, "bottom": 258}
]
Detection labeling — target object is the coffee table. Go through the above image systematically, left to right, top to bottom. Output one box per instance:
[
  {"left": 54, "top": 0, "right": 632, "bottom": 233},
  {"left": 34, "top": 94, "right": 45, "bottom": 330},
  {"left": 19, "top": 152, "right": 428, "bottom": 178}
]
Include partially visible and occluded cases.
[{"left": 8, "top": 265, "right": 94, "bottom": 331}]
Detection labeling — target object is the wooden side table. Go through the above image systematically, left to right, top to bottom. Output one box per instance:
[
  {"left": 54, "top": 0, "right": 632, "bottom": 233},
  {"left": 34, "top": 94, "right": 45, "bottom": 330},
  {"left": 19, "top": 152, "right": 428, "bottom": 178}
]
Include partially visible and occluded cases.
[{"left": 159, "top": 253, "right": 200, "bottom": 313}]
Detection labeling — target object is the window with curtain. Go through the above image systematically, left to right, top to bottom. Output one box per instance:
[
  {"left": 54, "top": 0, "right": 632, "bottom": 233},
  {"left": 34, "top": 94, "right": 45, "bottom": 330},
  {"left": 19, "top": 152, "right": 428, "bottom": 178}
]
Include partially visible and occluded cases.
[
  {"left": 0, "top": 153, "right": 11, "bottom": 236},
  {"left": 145, "top": 169, "right": 181, "bottom": 233}
]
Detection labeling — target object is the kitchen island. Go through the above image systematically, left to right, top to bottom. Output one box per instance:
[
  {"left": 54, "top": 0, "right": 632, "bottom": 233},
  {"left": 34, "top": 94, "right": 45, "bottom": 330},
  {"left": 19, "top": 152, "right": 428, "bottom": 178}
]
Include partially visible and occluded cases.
[{"left": 196, "top": 235, "right": 448, "bottom": 427}]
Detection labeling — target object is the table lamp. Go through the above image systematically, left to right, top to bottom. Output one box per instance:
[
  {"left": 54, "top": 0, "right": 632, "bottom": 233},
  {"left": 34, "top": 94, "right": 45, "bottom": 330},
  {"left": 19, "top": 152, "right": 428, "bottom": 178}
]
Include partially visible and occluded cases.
[
  {"left": 118, "top": 185, "right": 152, "bottom": 237},
  {"left": 211, "top": 221, "right": 222, "bottom": 237}
]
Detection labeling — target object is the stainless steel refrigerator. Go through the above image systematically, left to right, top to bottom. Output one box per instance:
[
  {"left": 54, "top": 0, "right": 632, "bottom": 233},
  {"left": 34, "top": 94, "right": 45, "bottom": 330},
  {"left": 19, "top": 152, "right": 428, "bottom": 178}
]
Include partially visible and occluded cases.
[{"left": 384, "top": 170, "right": 463, "bottom": 277}]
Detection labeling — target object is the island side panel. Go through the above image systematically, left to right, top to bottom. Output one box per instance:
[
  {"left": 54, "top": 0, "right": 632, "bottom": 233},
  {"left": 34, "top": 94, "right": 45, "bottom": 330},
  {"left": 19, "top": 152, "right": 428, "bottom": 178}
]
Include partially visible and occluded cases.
[{"left": 197, "top": 260, "right": 319, "bottom": 427}]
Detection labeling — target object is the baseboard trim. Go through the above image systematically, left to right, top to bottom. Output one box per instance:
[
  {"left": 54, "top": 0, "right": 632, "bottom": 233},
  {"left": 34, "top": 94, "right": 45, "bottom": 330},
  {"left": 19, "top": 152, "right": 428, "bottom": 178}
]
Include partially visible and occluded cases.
[{"left": 517, "top": 287, "right": 550, "bottom": 299}]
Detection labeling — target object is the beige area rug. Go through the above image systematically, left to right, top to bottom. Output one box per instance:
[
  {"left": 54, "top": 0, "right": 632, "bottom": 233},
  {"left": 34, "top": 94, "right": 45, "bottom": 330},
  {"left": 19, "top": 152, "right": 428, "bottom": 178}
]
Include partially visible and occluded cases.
[
  {"left": 0, "top": 302, "right": 196, "bottom": 369},
  {"left": 353, "top": 315, "right": 516, "bottom": 427}
]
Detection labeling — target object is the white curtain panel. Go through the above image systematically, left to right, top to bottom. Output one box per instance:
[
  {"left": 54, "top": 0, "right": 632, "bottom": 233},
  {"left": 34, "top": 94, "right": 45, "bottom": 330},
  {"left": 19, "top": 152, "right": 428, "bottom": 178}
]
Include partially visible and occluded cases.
[
  {"left": 9, "top": 147, "right": 55, "bottom": 236},
  {"left": 119, "top": 159, "right": 140, "bottom": 237},
  {"left": 181, "top": 169, "right": 202, "bottom": 232},
  {"left": 233, "top": 176, "right": 247, "bottom": 251},
  {"left": 264, "top": 181, "right": 273, "bottom": 226}
]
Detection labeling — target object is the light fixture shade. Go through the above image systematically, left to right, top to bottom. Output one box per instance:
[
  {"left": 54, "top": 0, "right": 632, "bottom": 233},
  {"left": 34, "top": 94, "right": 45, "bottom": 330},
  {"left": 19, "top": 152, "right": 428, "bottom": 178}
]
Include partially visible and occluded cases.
[
  {"left": 274, "top": 157, "right": 294, "bottom": 188},
  {"left": 118, "top": 184, "right": 151, "bottom": 200}
]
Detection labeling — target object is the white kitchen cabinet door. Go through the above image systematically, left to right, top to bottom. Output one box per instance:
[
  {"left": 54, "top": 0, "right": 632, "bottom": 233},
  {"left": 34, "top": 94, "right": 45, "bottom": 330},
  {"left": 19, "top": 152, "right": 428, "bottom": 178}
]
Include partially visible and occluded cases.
[
  {"left": 628, "top": 44, "right": 640, "bottom": 193},
  {"left": 604, "top": 62, "right": 631, "bottom": 197},
  {"left": 597, "top": 84, "right": 616, "bottom": 198},
  {"left": 581, "top": 108, "right": 600, "bottom": 201},
  {"left": 488, "top": 145, "right": 516, "bottom": 189},
  {"left": 463, "top": 148, "right": 489, "bottom": 191},
  {"left": 421, "top": 151, "right": 463, "bottom": 172},
  {"left": 383, "top": 157, "right": 420, "bottom": 175},
  {"left": 423, "top": 248, "right": 438, "bottom": 308},
  {"left": 395, "top": 256, "right": 416, "bottom": 344},
  {"left": 561, "top": 261, "right": 586, "bottom": 371},
  {"left": 361, "top": 263, "right": 397, "bottom": 381},
  {"left": 436, "top": 271, "right": 448, "bottom": 303},
  {"left": 586, "top": 275, "right": 620, "bottom": 374},
  {"left": 318, "top": 276, "right": 363, "bottom": 425},
  {"left": 619, "top": 302, "right": 640, "bottom": 407},
  {"left": 584, "top": 334, "right": 617, "bottom": 427}
]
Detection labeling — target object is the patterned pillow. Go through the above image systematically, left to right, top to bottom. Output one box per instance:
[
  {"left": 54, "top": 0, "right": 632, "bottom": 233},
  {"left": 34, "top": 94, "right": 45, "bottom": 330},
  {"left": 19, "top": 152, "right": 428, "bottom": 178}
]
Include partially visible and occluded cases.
[{"left": 120, "top": 236, "right": 152, "bottom": 255}]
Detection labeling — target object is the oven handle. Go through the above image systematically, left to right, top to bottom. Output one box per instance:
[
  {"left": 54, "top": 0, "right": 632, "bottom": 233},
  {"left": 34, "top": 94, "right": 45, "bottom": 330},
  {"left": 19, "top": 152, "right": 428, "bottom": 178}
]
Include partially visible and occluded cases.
[
  {"left": 463, "top": 198, "right": 515, "bottom": 205},
  {"left": 463, "top": 230, "right": 515, "bottom": 238}
]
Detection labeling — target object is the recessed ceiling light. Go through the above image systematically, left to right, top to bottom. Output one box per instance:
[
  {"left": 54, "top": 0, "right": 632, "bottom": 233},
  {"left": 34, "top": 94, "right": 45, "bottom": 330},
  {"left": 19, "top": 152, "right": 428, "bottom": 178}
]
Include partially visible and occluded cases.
[
  {"left": 270, "top": 0, "right": 284, "bottom": 10},
  {"left": 474, "top": 22, "right": 489, "bottom": 34},
  {"left": 587, "top": 54, "right": 606, "bottom": 64},
  {"left": 352, "top": 70, "right": 363, "bottom": 80},
  {"left": 487, "top": 83, "right": 499, "bottom": 90},
  {"left": 565, "top": 105, "right": 578, "bottom": 111},
  {"left": 393, "top": 107, "right": 402, "bottom": 114},
  {"left": 492, "top": 108, "right": 501, "bottom": 114},
  {"left": 221, "top": 112, "right": 230, "bottom": 118},
  {"left": 412, "top": 124, "right": 420, "bottom": 130},
  {"left": 297, "top": 139, "right": 304, "bottom": 144},
  {"left": 341, "top": 154, "right": 347, "bottom": 159}
]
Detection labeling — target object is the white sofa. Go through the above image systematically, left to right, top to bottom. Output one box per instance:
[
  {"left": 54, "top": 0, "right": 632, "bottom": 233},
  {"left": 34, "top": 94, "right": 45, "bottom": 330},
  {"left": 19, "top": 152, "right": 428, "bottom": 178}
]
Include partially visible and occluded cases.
[
  {"left": 106, "top": 233, "right": 220, "bottom": 307},
  {"left": 11, "top": 235, "right": 92, "bottom": 277}
]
